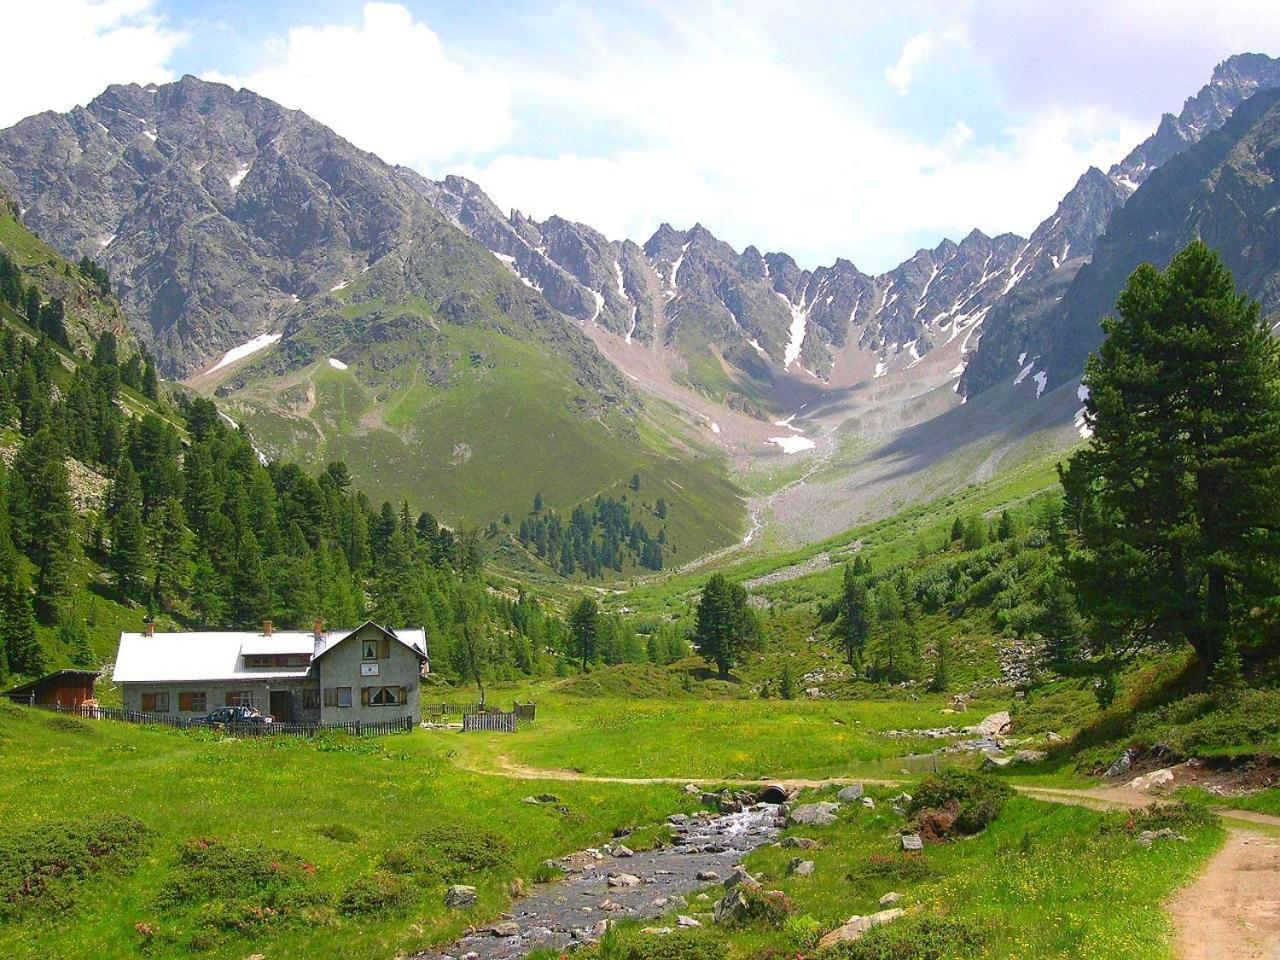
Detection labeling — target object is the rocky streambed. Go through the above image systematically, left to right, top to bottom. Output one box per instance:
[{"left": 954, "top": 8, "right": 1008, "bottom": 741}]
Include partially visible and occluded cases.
[{"left": 413, "top": 803, "right": 786, "bottom": 960}]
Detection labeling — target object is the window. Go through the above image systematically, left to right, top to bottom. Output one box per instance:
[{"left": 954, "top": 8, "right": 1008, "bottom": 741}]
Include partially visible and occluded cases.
[
  {"left": 362, "top": 639, "right": 378, "bottom": 660},
  {"left": 362, "top": 686, "right": 406, "bottom": 707},
  {"left": 302, "top": 687, "right": 320, "bottom": 710},
  {"left": 335, "top": 687, "right": 353, "bottom": 708},
  {"left": 141, "top": 691, "right": 170, "bottom": 713},
  {"left": 178, "top": 691, "right": 207, "bottom": 713},
  {"left": 225, "top": 691, "right": 254, "bottom": 707}
]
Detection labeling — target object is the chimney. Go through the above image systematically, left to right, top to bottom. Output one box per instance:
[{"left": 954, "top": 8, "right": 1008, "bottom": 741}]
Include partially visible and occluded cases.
[
  {"left": 313, "top": 617, "right": 325, "bottom": 638},
  {"left": 262, "top": 619, "right": 273, "bottom": 636},
  {"left": 144, "top": 623, "right": 155, "bottom": 637}
]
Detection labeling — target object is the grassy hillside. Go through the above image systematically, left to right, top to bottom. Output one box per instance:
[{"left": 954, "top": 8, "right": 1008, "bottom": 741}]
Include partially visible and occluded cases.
[
  {"left": 0, "top": 195, "right": 132, "bottom": 357},
  {"left": 211, "top": 299, "right": 745, "bottom": 562},
  {"left": 0, "top": 703, "right": 699, "bottom": 960}
]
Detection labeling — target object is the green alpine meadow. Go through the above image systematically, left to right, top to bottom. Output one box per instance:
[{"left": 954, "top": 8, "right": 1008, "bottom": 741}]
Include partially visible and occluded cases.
[{"left": 0, "top": 12, "right": 1279, "bottom": 960}]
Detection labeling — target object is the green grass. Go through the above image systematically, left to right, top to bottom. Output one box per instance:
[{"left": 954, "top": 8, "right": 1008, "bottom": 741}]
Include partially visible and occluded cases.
[
  {"left": 218, "top": 321, "right": 746, "bottom": 561},
  {"left": 447, "top": 683, "right": 1007, "bottom": 781},
  {"left": 0, "top": 701, "right": 703, "bottom": 960},
  {"left": 696, "top": 789, "right": 1223, "bottom": 960}
]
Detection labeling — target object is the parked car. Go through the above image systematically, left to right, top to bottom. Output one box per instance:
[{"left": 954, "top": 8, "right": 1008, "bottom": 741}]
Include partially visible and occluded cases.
[{"left": 194, "top": 706, "right": 274, "bottom": 726}]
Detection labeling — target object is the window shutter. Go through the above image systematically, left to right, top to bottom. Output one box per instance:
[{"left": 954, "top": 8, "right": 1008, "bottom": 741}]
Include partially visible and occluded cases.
[
  {"left": 379, "top": 636, "right": 391, "bottom": 659},
  {"left": 399, "top": 686, "right": 407, "bottom": 705},
  {"left": 323, "top": 687, "right": 335, "bottom": 707},
  {"left": 361, "top": 687, "right": 371, "bottom": 706}
]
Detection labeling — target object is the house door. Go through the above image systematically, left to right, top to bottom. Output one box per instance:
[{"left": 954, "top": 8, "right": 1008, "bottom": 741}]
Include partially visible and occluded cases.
[{"left": 269, "top": 690, "right": 293, "bottom": 723}]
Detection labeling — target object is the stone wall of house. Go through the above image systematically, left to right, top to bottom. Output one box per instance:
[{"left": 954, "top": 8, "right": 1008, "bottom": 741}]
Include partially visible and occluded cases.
[
  {"left": 317, "top": 624, "right": 421, "bottom": 724},
  {"left": 120, "top": 679, "right": 320, "bottom": 723}
]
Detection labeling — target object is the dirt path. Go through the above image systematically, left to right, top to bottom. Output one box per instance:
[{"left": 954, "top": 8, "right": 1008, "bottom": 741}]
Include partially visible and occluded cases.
[
  {"left": 471, "top": 757, "right": 1280, "bottom": 959},
  {"left": 1167, "top": 828, "right": 1280, "bottom": 960}
]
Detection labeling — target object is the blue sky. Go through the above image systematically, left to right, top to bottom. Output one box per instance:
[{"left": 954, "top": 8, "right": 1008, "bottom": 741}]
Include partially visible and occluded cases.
[{"left": 6, "top": 1, "right": 1280, "bottom": 271}]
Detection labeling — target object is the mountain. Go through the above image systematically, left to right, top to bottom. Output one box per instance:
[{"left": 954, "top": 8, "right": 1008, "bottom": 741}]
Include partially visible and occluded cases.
[
  {"left": 963, "top": 53, "right": 1280, "bottom": 397},
  {"left": 0, "top": 77, "right": 744, "bottom": 552},
  {"left": 0, "top": 186, "right": 135, "bottom": 358}
]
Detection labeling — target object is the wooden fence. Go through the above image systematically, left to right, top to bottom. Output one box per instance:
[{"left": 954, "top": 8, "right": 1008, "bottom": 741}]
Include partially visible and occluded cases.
[
  {"left": 4, "top": 697, "right": 414, "bottom": 737},
  {"left": 462, "top": 710, "right": 518, "bottom": 733}
]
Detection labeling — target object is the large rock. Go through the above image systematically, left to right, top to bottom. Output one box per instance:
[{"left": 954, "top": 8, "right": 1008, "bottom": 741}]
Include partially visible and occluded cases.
[
  {"left": 974, "top": 711, "right": 1011, "bottom": 737},
  {"left": 1105, "top": 749, "right": 1136, "bottom": 779},
  {"left": 1128, "top": 768, "right": 1175, "bottom": 792},
  {"left": 836, "top": 784, "right": 865, "bottom": 802},
  {"left": 788, "top": 802, "right": 840, "bottom": 827},
  {"left": 781, "top": 836, "right": 819, "bottom": 849},
  {"left": 787, "top": 858, "right": 815, "bottom": 877},
  {"left": 723, "top": 866, "right": 760, "bottom": 889},
  {"left": 445, "top": 885, "right": 478, "bottom": 908},
  {"left": 713, "top": 887, "right": 751, "bottom": 924},
  {"left": 817, "top": 908, "right": 907, "bottom": 947}
]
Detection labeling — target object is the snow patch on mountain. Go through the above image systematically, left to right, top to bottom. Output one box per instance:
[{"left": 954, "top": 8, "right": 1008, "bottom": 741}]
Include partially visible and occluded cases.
[
  {"left": 229, "top": 163, "right": 250, "bottom": 192},
  {"left": 206, "top": 333, "right": 281, "bottom": 374},
  {"left": 328, "top": 357, "right": 348, "bottom": 370},
  {"left": 768, "top": 435, "right": 816, "bottom": 454}
]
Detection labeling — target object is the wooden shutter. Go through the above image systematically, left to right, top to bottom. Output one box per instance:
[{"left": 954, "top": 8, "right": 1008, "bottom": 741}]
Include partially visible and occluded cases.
[
  {"left": 379, "top": 636, "right": 391, "bottom": 659},
  {"left": 399, "top": 686, "right": 407, "bottom": 705},
  {"left": 323, "top": 687, "right": 335, "bottom": 707},
  {"left": 361, "top": 687, "right": 371, "bottom": 706},
  {"left": 141, "top": 692, "right": 155, "bottom": 712},
  {"left": 179, "top": 692, "right": 192, "bottom": 712}
]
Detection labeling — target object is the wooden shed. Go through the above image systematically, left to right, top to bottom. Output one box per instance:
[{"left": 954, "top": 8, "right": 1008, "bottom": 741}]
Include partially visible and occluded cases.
[{"left": 3, "top": 669, "right": 99, "bottom": 706}]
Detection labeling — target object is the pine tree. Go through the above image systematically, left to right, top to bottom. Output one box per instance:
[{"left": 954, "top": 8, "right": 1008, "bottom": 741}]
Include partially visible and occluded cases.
[
  {"left": 1060, "top": 242, "right": 1280, "bottom": 682},
  {"left": 16, "top": 428, "right": 78, "bottom": 623},
  {"left": 108, "top": 459, "right": 148, "bottom": 601},
  {"left": 148, "top": 498, "right": 192, "bottom": 612},
  {"left": 835, "top": 563, "right": 871, "bottom": 671},
  {"left": 692, "top": 573, "right": 755, "bottom": 680},
  {"left": 569, "top": 596, "right": 599, "bottom": 670},
  {"left": 60, "top": 617, "right": 96, "bottom": 668},
  {"left": 929, "top": 635, "right": 953, "bottom": 693},
  {"left": 778, "top": 662, "right": 797, "bottom": 700}
]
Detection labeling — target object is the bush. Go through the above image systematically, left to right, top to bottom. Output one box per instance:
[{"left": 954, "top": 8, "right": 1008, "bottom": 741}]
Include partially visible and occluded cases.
[
  {"left": 908, "top": 771, "right": 1012, "bottom": 836},
  {"left": 1102, "top": 801, "right": 1218, "bottom": 837},
  {"left": 0, "top": 813, "right": 149, "bottom": 918},
  {"left": 315, "top": 823, "right": 360, "bottom": 843},
  {"left": 380, "top": 823, "right": 511, "bottom": 880},
  {"left": 159, "top": 836, "right": 315, "bottom": 909},
  {"left": 844, "top": 853, "right": 934, "bottom": 886},
  {"left": 338, "top": 871, "right": 413, "bottom": 915},
  {"left": 720, "top": 887, "right": 794, "bottom": 929},
  {"left": 784, "top": 913, "right": 825, "bottom": 950},
  {"left": 819, "top": 917, "right": 985, "bottom": 960},
  {"left": 624, "top": 931, "right": 729, "bottom": 960}
]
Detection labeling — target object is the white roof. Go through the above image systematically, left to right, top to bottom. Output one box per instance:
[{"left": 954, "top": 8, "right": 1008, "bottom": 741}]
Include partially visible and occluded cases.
[{"left": 113, "top": 624, "right": 428, "bottom": 684}]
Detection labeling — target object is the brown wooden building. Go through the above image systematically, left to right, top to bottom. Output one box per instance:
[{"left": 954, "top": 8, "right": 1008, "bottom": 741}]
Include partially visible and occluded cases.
[{"left": 3, "top": 669, "right": 99, "bottom": 706}]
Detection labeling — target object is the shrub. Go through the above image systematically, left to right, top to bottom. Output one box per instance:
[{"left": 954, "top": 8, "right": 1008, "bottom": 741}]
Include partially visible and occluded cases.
[
  {"left": 908, "top": 771, "right": 1012, "bottom": 836},
  {"left": 1102, "top": 802, "right": 1218, "bottom": 837},
  {"left": 0, "top": 813, "right": 150, "bottom": 918},
  {"left": 315, "top": 823, "right": 360, "bottom": 843},
  {"left": 380, "top": 823, "right": 510, "bottom": 880},
  {"left": 159, "top": 836, "right": 314, "bottom": 909},
  {"left": 844, "top": 853, "right": 934, "bottom": 886},
  {"left": 338, "top": 871, "right": 413, "bottom": 915},
  {"left": 720, "top": 887, "right": 795, "bottom": 929},
  {"left": 784, "top": 913, "right": 825, "bottom": 949},
  {"left": 819, "top": 917, "right": 985, "bottom": 960},
  {"left": 624, "top": 931, "right": 729, "bottom": 960}
]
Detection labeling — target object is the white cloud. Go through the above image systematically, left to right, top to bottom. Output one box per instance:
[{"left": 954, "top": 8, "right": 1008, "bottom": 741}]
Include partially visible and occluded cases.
[
  {"left": 0, "top": 0, "right": 182, "bottom": 127},
  {"left": 208, "top": 3, "right": 512, "bottom": 169},
  {"left": 463, "top": 13, "right": 1143, "bottom": 272},
  {"left": 885, "top": 27, "right": 969, "bottom": 95}
]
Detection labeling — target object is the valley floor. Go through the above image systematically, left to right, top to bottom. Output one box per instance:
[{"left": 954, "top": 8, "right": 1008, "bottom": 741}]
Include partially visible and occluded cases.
[{"left": 3, "top": 685, "right": 1278, "bottom": 960}]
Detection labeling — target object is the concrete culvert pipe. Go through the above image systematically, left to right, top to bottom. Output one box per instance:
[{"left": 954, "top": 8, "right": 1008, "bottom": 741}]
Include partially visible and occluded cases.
[{"left": 759, "top": 784, "right": 794, "bottom": 804}]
